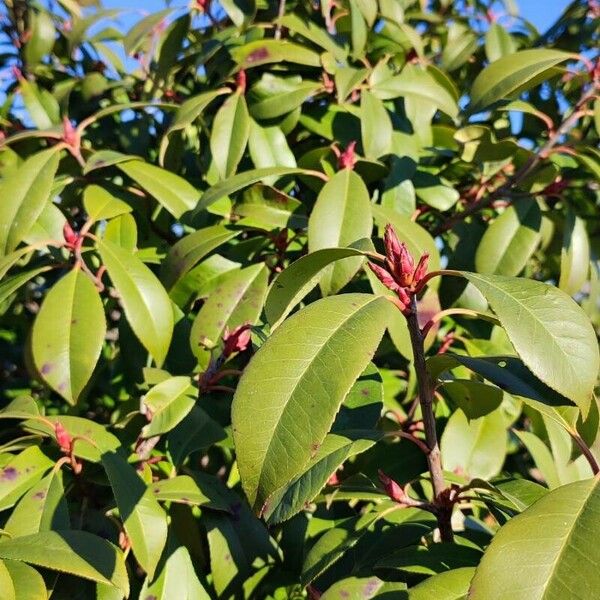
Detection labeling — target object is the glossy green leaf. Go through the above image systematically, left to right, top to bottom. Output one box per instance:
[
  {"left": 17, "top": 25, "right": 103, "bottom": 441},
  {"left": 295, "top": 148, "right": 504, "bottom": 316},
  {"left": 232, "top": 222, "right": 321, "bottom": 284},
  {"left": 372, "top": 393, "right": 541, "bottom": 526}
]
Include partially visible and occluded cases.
[
  {"left": 220, "top": 0, "right": 256, "bottom": 27},
  {"left": 24, "top": 10, "right": 56, "bottom": 65},
  {"left": 441, "top": 23, "right": 478, "bottom": 71},
  {"left": 485, "top": 23, "right": 516, "bottom": 62},
  {"left": 231, "top": 40, "right": 321, "bottom": 69},
  {"left": 469, "top": 49, "right": 572, "bottom": 114},
  {"left": 248, "top": 76, "right": 320, "bottom": 120},
  {"left": 18, "top": 79, "right": 59, "bottom": 129},
  {"left": 158, "top": 88, "right": 228, "bottom": 164},
  {"left": 361, "top": 90, "right": 392, "bottom": 160},
  {"left": 210, "top": 91, "right": 250, "bottom": 179},
  {"left": 248, "top": 121, "right": 296, "bottom": 173},
  {"left": 0, "top": 148, "right": 59, "bottom": 256},
  {"left": 83, "top": 150, "right": 141, "bottom": 174},
  {"left": 117, "top": 160, "right": 199, "bottom": 218},
  {"left": 194, "top": 167, "right": 321, "bottom": 213},
  {"left": 308, "top": 170, "right": 373, "bottom": 295},
  {"left": 83, "top": 185, "right": 132, "bottom": 222},
  {"left": 475, "top": 199, "right": 542, "bottom": 276},
  {"left": 23, "top": 203, "right": 65, "bottom": 245},
  {"left": 559, "top": 210, "right": 590, "bottom": 296},
  {"left": 102, "top": 213, "right": 137, "bottom": 252},
  {"left": 160, "top": 225, "right": 238, "bottom": 290},
  {"left": 97, "top": 238, "right": 174, "bottom": 366},
  {"left": 265, "top": 245, "right": 372, "bottom": 329},
  {"left": 190, "top": 264, "right": 267, "bottom": 367},
  {"left": 0, "top": 267, "right": 51, "bottom": 306},
  {"left": 32, "top": 267, "right": 106, "bottom": 404},
  {"left": 457, "top": 272, "right": 599, "bottom": 415},
  {"left": 232, "top": 293, "right": 392, "bottom": 512},
  {"left": 141, "top": 376, "right": 196, "bottom": 438},
  {"left": 441, "top": 380, "right": 503, "bottom": 419},
  {"left": 441, "top": 408, "right": 507, "bottom": 480},
  {"left": 0, "top": 447, "right": 53, "bottom": 511},
  {"left": 101, "top": 452, "right": 168, "bottom": 579},
  {"left": 5, "top": 470, "right": 69, "bottom": 537},
  {"left": 151, "top": 474, "right": 231, "bottom": 512},
  {"left": 470, "top": 478, "right": 600, "bottom": 600},
  {"left": 0, "top": 531, "right": 129, "bottom": 596},
  {"left": 140, "top": 545, "right": 210, "bottom": 600},
  {"left": 1, "top": 560, "right": 46, "bottom": 600},
  {"left": 0, "top": 561, "right": 15, "bottom": 600},
  {"left": 410, "top": 567, "right": 475, "bottom": 599},
  {"left": 321, "top": 576, "right": 407, "bottom": 599}
]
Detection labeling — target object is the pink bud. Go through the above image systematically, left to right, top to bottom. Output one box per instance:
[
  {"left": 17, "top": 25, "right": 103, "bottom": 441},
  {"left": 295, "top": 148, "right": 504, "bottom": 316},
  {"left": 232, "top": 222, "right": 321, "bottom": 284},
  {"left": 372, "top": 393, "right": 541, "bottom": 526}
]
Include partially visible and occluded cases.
[
  {"left": 236, "top": 70, "right": 246, "bottom": 94},
  {"left": 62, "top": 116, "right": 77, "bottom": 147},
  {"left": 338, "top": 141, "right": 357, "bottom": 170},
  {"left": 63, "top": 222, "right": 78, "bottom": 249},
  {"left": 383, "top": 224, "right": 403, "bottom": 268},
  {"left": 413, "top": 253, "right": 430, "bottom": 284},
  {"left": 368, "top": 262, "right": 400, "bottom": 294},
  {"left": 397, "top": 286, "right": 411, "bottom": 308},
  {"left": 223, "top": 323, "right": 252, "bottom": 357},
  {"left": 54, "top": 422, "right": 72, "bottom": 453},
  {"left": 378, "top": 469, "right": 406, "bottom": 503}
]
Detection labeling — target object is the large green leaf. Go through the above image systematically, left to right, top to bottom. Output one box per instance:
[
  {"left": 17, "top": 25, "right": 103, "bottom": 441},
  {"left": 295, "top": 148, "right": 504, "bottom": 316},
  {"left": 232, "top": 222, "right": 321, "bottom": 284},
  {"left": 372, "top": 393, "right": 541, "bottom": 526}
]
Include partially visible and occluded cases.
[
  {"left": 230, "top": 39, "right": 321, "bottom": 69},
  {"left": 469, "top": 49, "right": 572, "bottom": 114},
  {"left": 248, "top": 76, "right": 320, "bottom": 120},
  {"left": 361, "top": 90, "right": 392, "bottom": 160},
  {"left": 210, "top": 91, "right": 250, "bottom": 179},
  {"left": 248, "top": 121, "right": 296, "bottom": 173},
  {"left": 0, "top": 148, "right": 59, "bottom": 256},
  {"left": 117, "top": 160, "right": 199, "bottom": 218},
  {"left": 194, "top": 167, "right": 321, "bottom": 214},
  {"left": 308, "top": 170, "right": 373, "bottom": 295},
  {"left": 83, "top": 185, "right": 132, "bottom": 222},
  {"left": 475, "top": 199, "right": 542, "bottom": 276},
  {"left": 559, "top": 210, "right": 590, "bottom": 296},
  {"left": 160, "top": 225, "right": 239, "bottom": 290},
  {"left": 97, "top": 238, "right": 174, "bottom": 366},
  {"left": 265, "top": 246, "right": 371, "bottom": 329},
  {"left": 189, "top": 264, "right": 268, "bottom": 368},
  {"left": 32, "top": 267, "right": 106, "bottom": 405},
  {"left": 457, "top": 272, "right": 599, "bottom": 415},
  {"left": 232, "top": 293, "right": 392, "bottom": 512},
  {"left": 0, "top": 447, "right": 53, "bottom": 511},
  {"left": 101, "top": 452, "right": 168, "bottom": 580},
  {"left": 5, "top": 470, "right": 69, "bottom": 537},
  {"left": 469, "top": 478, "right": 600, "bottom": 599},
  {"left": 0, "top": 531, "right": 129, "bottom": 596},
  {"left": 140, "top": 545, "right": 211, "bottom": 600},
  {"left": 1, "top": 560, "right": 46, "bottom": 600},
  {"left": 410, "top": 567, "right": 475, "bottom": 599},
  {"left": 321, "top": 576, "right": 407, "bottom": 598}
]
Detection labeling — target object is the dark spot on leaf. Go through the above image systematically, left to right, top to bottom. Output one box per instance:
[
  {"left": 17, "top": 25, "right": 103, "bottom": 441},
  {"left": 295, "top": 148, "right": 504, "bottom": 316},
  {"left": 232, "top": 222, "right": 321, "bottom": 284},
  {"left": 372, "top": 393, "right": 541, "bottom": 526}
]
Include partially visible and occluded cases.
[
  {"left": 246, "top": 47, "right": 269, "bottom": 63},
  {"left": 217, "top": 302, "right": 223, "bottom": 308},
  {"left": 71, "top": 319, "right": 77, "bottom": 325},
  {"left": 41, "top": 362, "right": 53, "bottom": 375},
  {"left": 361, "top": 388, "right": 370, "bottom": 396},
  {"left": 1, "top": 467, "right": 18, "bottom": 481},
  {"left": 153, "top": 487, "right": 160, "bottom": 494},
  {"left": 34, "top": 491, "right": 46, "bottom": 500},
  {"left": 224, "top": 553, "right": 231, "bottom": 562},
  {"left": 363, "top": 578, "right": 379, "bottom": 596},
  {"left": 340, "top": 592, "right": 349, "bottom": 599},
  {"left": 145, "top": 596, "right": 158, "bottom": 600}
]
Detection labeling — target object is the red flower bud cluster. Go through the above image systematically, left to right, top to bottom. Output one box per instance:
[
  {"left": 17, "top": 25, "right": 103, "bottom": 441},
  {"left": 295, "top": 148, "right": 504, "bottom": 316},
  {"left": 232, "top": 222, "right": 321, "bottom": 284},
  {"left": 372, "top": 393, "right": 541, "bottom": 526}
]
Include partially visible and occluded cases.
[
  {"left": 337, "top": 141, "right": 357, "bottom": 170},
  {"left": 63, "top": 222, "right": 79, "bottom": 251},
  {"left": 368, "top": 224, "right": 429, "bottom": 313},
  {"left": 222, "top": 323, "right": 252, "bottom": 358}
]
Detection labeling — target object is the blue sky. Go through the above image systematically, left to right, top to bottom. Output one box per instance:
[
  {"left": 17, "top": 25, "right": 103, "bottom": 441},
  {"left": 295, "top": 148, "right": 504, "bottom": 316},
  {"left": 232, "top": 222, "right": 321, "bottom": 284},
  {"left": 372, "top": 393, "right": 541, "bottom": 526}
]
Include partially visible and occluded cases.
[{"left": 100, "top": 0, "right": 571, "bottom": 35}]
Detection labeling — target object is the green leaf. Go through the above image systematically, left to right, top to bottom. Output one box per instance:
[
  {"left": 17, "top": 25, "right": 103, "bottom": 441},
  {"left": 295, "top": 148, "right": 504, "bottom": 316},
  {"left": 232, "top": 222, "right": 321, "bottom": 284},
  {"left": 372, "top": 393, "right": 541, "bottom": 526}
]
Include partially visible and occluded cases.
[
  {"left": 220, "top": 0, "right": 256, "bottom": 28},
  {"left": 24, "top": 10, "right": 56, "bottom": 65},
  {"left": 441, "top": 23, "right": 478, "bottom": 71},
  {"left": 485, "top": 23, "right": 516, "bottom": 62},
  {"left": 230, "top": 40, "right": 321, "bottom": 70},
  {"left": 469, "top": 49, "right": 572, "bottom": 114},
  {"left": 248, "top": 76, "right": 320, "bottom": 120},
  {"left": 18, "top": 78, "right": 59, "bottom": 129},
  {"left": 159, "top": 88, "right": 229, "bottom": 165},
  {"left": 210, "top": 91, "right": 250, "bottom": 179},
  {"left": 361, "top": 91, "right": 392, "bottom": 160},
  {"left": 248, "top": 121, "right": 296, "bottom": 174},
  {"left": 0, "top": 148, "right": 59, "bottom": 256},
  {"left": 83, "top": 150, "right": 141, "bottom": 174},
  {"left": 117, "top": 160, "right": 199, "bottom": 219},
  {"left": 194, "top": 167, "right": 322, "bottom": 214},
  {"left": 308, "top": 170, "right": 373, "bottom": 295},
  {"left": 83, "top": 185, "right": 132, "bottom": 222},
  {"left": 475, "top": 199, "right": 542, "bottom": 276},
  {"left": 23, "top": 203, "right": 66, "bottom": 245},
  {"left": 559, "top": 210, "right": 590, "bottom": 296},
  {"left": 103, "top": 213, "right": 137, "bottom": 252},
  {"left": 160, "top": 225, "right": 239, "bottom": 290},
  {"left": 97, "top": 238, "right": 174, "bottom": 366},
  {"left": 265, "top": 246, "right": 372, "bottom": 329},
  {"left": 190, "top": 264, "right": 268, "bottom": 367},
  {"left": 0, "top": 267, "right": 52, "bottom": 306},
  {"left": 32, "top": 267, "right": 106, "bottom": 405},
  {"left": 456, "top": 273, "right": 599, "bottom": 415},
  {"left": 232, "top": 293, "right": 392, "bottom": 512},
  {"left": 142, "top": 376, "right": 196, "bottom": 438},
  {"left": 441, "top": 380, "right": 503, "bottom": 419},
  {"left": 441, "top": 408, "right": 507, "bottom": 480},
  {"left": 0, "top": 447, "right": 53, "bottom": 511},
  {"left": 101, "top": 452, "right": 168, "bottom": 579},
  {"left": 5, "top": 470, "right": 69, "bottom": 537},
  {"left": 151, "top": 474, "right": 232, "bottom": 512},
  {"left": 469, "top": 478, "right": 600, "bottom": 600},
  {"left": 0, "top": 531, "right": 129, "bottom": 596},
  {"left": 140, "top": 545, "right": 211, "bottom": 600},
  {"left": 2, "top": 560, "right": 46, "bottom": 600},
  {"left": 0, "top": 561, "right": 15, "bottom": 600},
  {"left": 409, "top": 567, "right": 475, "bottom": 599},
  {"left": 321, "top": 576, "right": 407, "bottom": 599}
]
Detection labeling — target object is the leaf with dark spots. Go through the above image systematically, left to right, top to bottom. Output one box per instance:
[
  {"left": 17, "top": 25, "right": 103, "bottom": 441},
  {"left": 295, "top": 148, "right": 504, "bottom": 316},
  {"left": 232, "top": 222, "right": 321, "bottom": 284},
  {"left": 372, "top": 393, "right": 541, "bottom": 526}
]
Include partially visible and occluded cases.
[{"left": 1, "top": 467, "right": 18, "bottom": 481}]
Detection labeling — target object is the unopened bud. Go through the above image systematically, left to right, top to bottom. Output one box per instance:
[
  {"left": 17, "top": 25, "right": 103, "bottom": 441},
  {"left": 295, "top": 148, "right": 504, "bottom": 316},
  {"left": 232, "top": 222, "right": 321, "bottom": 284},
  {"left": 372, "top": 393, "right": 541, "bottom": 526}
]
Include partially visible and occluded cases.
[
  {"left": 236, "top": 70, "right": 247, "bottom": 94},
  {"left": 338, "top": 141, "right": 357, "bottom": 170},
  {"left": 63, "top": 222, "right": 78, "bottom": 249},
  {"left": 413, "top": 253, "right": 430, "bottom": 284},
  {"left": 368, "top": 262, "right": 400, "bottom": 294},
  {"left": 223, "top": 323, "right": 252, "bottom": 357},
  {"left": 54, "top": 422, "right": 72, "bottom": 453},
  {"left": 378, "top": 469, "right": 406, "bottom": 503}
]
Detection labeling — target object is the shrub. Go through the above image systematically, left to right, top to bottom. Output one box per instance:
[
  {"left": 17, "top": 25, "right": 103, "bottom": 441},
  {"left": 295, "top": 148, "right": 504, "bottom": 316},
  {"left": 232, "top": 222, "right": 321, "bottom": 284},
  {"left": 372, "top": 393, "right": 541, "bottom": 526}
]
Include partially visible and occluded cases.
[{"left": 0, "top": 0, "right": 599, "bottom": 598}]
